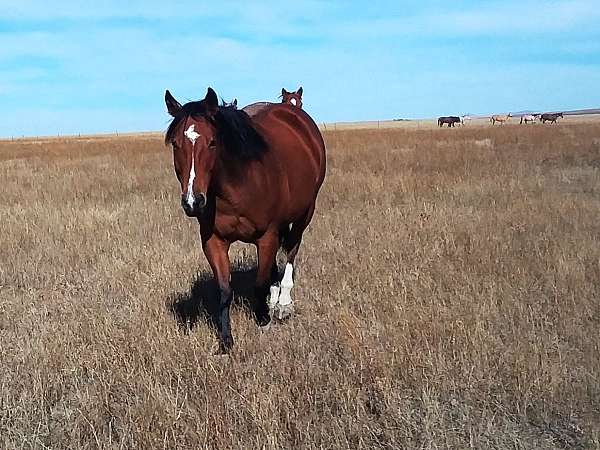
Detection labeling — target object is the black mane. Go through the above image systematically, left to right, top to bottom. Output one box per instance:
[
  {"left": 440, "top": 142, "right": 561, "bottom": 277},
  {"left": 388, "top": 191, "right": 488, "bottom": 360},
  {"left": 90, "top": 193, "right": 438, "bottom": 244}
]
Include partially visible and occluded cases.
[
  {"left": 165, "top": 100, "right": 267, "bottom": 161},
  {"left": 215, "top": 105, "right": 267, "bottom": 160}
]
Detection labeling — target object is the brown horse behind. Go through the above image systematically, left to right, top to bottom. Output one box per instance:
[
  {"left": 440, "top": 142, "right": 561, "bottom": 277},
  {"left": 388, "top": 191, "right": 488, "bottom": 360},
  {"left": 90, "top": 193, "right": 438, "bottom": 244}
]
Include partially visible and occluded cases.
[
  {"left": 164, "top": 87, "right": 326, "bottom": 352},
  {"left": 243, "top": 87, "right": 304, "bottom": 117},
  {"left": 281, "top": 87, "right": 303, "bottom": 108}
]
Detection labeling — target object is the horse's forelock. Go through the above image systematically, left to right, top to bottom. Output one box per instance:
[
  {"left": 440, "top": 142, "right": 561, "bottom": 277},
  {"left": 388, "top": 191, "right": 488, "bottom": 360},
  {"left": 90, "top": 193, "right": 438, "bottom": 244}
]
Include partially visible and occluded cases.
[{"left": 165, "top": 100, "right": 211, "bottom": 145}]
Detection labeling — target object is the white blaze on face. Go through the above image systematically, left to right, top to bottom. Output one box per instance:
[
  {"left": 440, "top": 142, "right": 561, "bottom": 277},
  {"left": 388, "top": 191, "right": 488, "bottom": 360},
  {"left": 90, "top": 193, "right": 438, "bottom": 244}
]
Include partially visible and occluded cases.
[
  {"left": 290, "top": 98, "right": 297, "bottom": 106},
  {"left": 184, "top": 124, "right": 201, "bottom": 208},
  {"left": 184, "top": 124, "right": 200, "bottom": 145},
  {"left": 186, "top": 159, "right": 196, "bottom": 208}
]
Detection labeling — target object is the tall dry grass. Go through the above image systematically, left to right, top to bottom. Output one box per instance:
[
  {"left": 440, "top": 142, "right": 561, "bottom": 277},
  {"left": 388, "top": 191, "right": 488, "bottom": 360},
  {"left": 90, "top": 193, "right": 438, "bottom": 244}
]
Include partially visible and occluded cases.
[{"left": 1, "top": 123, "right": 599, "bottom": 449}]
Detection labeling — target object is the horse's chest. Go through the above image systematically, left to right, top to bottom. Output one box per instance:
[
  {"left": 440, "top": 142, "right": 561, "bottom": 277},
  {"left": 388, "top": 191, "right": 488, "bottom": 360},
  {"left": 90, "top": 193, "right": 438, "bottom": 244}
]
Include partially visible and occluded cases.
[{"left": 214, "top": 214, "right": 262, "bottom": 242}]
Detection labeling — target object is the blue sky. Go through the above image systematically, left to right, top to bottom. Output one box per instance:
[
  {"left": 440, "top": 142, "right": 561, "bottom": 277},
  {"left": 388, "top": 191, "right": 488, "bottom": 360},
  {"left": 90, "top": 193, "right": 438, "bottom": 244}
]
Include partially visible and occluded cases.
[{"left": 1, "top": 0, "right": 600, "bottom": 137}]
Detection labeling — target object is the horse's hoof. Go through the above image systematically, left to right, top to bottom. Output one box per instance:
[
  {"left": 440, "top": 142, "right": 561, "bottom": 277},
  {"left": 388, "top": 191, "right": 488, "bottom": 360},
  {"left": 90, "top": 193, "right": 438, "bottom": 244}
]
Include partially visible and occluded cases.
[
  {"left": 275, "top": 303, "right": 294, "bottom": 321},
  {"left": 254, "top": 309, "right": 271, "bottom": 328},
  {"left": 258, "top": 322, "right": 271, "bottom": 332},
  {"left": 215, "top": 335, "right": 234, "bottom": 355},
  {"left": 210, "top": 342, "right": 230, "bottom": 356},
  {"left": 215, "top": 346, "right": 230, "bottom": 356}
]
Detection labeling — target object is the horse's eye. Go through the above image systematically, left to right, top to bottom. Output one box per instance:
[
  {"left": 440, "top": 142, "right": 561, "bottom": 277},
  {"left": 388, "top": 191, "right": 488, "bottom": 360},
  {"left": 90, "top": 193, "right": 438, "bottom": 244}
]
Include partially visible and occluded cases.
[{"left": 208, "top": 139, "right": 216, "bottom": 148}]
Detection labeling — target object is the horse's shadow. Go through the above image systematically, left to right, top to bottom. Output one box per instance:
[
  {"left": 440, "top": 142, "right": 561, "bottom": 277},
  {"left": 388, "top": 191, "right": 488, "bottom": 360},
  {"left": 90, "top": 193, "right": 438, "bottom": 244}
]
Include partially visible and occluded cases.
[{"left": 167, "top": 262, "right": 258, "bottom": 332}]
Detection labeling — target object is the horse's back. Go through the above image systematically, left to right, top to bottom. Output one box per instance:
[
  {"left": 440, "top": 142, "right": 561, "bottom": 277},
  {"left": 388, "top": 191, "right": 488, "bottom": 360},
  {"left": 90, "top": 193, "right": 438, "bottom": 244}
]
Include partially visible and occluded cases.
[
  {"left": 242, "top": 102, "right": 274, "bottom": 117},
  {"left": 252, "top": 104, "right": 326, "bottom": 218}
]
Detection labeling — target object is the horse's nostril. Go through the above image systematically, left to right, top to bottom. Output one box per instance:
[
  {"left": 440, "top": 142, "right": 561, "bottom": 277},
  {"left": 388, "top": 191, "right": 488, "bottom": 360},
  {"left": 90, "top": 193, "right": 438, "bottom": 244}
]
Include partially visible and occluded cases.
[{"left": 195, "top": 193, "right": 207, "bottom": 209}]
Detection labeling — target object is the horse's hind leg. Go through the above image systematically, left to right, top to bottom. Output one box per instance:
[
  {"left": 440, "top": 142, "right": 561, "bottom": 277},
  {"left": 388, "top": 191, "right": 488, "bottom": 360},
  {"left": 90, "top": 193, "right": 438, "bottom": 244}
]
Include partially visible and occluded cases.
[{"left": 274, "top": 204, "right": 316, "bottom": 320}]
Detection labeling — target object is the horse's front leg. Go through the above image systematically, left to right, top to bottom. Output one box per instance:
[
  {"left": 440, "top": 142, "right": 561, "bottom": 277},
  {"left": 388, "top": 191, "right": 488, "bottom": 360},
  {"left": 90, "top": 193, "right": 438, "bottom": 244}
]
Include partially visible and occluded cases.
[
  {"left": 254, "top": 232, "right": 280, "bottom": 329},
  {"left": 202, "top": 236, "right": 233, "bottom": 352}
]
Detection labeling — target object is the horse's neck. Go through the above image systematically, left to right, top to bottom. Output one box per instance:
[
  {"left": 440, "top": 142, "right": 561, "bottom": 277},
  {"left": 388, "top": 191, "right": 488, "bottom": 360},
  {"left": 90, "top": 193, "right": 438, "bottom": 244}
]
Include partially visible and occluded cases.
[
  {"left": 212, "top": 156, "right": 264, "bottom": 202},
  {"left": 212, "top": 158, "right": 241, "bottom": 196}
]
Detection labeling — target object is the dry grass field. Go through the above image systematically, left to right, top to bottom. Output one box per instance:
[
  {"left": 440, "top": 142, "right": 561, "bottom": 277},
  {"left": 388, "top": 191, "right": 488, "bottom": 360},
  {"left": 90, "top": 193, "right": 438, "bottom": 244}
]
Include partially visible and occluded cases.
[{"left": 1, "top": 122, "right": 600, "bottom": 449}]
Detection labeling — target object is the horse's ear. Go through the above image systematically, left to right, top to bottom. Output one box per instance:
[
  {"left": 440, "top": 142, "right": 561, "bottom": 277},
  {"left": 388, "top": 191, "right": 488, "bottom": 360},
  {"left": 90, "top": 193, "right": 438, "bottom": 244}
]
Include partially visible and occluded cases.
[
  {"left": 297, "top": 86, "right": 303, "bottom": 97},
  {"left": 205, "top": 87, "right": 218, "bottom": 114},
  {"left": 281, "top": 88, "right": 288, "bottom": 96},
  {"left": 165, "top": 90, "right": 182, "bottom": 117},
  {"left": 233, "top": 98, "right": 238, "bottom": 107}
]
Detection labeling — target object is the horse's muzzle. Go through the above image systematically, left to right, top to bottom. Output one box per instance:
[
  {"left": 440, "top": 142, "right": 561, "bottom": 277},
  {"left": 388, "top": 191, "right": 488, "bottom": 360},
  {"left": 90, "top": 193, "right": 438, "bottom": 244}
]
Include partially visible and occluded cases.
[{"left": 181, "top": 193, "right": 207, "bottom": 217}]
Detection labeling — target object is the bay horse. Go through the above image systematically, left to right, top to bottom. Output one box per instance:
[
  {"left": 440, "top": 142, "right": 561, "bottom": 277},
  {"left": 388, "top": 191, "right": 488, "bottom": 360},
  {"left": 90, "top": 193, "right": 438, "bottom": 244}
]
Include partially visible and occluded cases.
[
  {"left": 164, "top": 87, "right": 326, "bottom": 352},
  {"left": 280, "top": 87, "right": 303, "bottom": 108},
  {"left": 540, "top": 112, "right": 563, "bottom": 124},
  {"left": 490, "top": 114, "right": 511, "bottom": 125},
  {"left": 520, "top": 114, "right": 537, "bottom": 124},
  {"left": 438, "top": 116, "right": 461, "bottom": 127}
]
